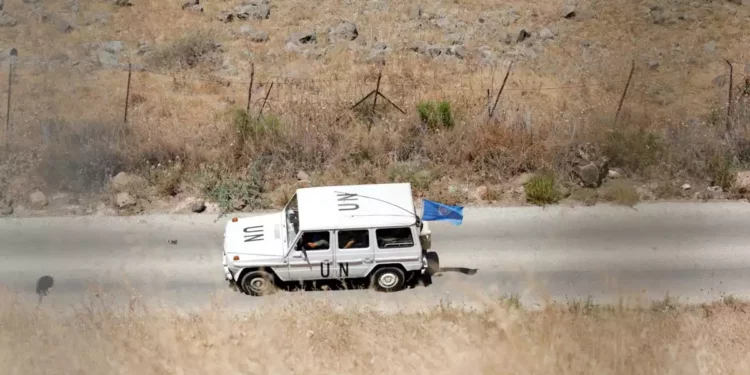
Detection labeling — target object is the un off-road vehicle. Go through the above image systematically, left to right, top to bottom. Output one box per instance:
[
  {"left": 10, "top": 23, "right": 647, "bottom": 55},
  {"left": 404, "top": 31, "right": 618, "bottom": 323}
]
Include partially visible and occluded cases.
[{"left": 222, "top": 183, "right": 440, "bottom": 296}]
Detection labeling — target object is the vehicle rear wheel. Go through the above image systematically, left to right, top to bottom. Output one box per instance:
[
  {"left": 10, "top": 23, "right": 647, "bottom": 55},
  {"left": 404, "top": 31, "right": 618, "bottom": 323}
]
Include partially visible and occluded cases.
[
  {"left": 425, "top": 251, "right": 440, "bottom": 276},
  {"left": 370, "top": 267, "right": 406, "bottom": 293},
  {"left": 240, "top": 270, "right": 278, "bottom": 296}
]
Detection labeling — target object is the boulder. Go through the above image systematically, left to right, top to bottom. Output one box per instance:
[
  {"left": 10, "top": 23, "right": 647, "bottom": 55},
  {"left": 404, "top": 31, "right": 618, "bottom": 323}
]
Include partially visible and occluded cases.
[
  {"left": 182, "top": 0, "right": 203, "bottom": 12},
  {"left": 219, "top": 0, "right": 270, "bottom": 22},
  {"left": 409, "top": 4, "right": 423, "bottom": 20},
  {"left": 562, "top": 5, "right": 576, "bottom": 19},
  {"left": 0, "top": 11, "right": 17, "bottom": 27},
  {"left": 328, "top": 21, "right": 358, "bottom": 42},
  {"left": 238, "top": 26, "right": 269, "bottom": 42},
  {"left": 539, "top": 28, "right": 555, "bottom": 41},
  {"left": 516, "top": 29, "right": 531, "bottom": 43},
  {"left": 287, "top": 31, "right": 317, "bottom": 45},
  {"left": 445, "top": 32, "right": 465, "bottom": 45},
  {"left": 94, "top": 41, "right": 125, "bottom": 67},
  {"left": 408, "top": 42, "right": 466, "bottom": 59},
  {"left": 567, "top": 143, "right": 609, "bottom": 188},
  {"left": 607, "top": 169, "right": 622, "bottom": 179},
  {"left": 734, "top": 171, "right": 750, "bottom": 193},
  {"left": 112, "top": 172, "right": 147, "bottom": 191},
  {"left": 511, "top": 172, "right": 536, "bottom": 187},
  {"left": 471, "top": 186, "right": 489, "bottom": 201},
  {"left": 29, "top": 191, "right": 49, "bottom": 209},
  {"left": 115, "top": 192, "right": 136, "bottom": 208},
  {"left": 0, "top": 199, "right": 12, "bottom": 216},
  {"left": 191, "top": 200, "right": 206, "bottom": 213}
]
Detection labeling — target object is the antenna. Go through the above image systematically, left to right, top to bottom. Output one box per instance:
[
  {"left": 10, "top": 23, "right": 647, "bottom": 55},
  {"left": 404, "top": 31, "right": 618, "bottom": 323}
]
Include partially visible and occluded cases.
[{"left": 333, "top": 190, "right": 421, "bottom": 225}]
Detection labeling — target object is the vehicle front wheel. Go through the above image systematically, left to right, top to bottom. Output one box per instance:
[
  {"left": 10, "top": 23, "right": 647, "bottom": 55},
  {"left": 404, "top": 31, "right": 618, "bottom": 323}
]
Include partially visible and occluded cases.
[
  {"left": 370, "top": 267, "right": 406, "bottom": 293},
  {"left": 240, "top": 270, "right": 278, "bottom": 296}
]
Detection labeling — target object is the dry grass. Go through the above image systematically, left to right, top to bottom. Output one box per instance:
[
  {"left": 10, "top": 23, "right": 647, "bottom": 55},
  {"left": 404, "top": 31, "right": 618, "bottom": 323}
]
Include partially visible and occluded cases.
[
  {"left": 3, "top": 0, "right": 750, "bottom": 207},
  {"left": 1, "top": 289, "right": 750, "bottom": 374}
]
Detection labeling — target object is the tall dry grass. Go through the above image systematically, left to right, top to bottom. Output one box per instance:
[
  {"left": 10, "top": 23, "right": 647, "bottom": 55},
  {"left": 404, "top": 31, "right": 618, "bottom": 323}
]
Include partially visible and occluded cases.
[
  {"left": 3, "top": 0, "right": 750, "bottom": 207},
  {"left": 1, "top": 289, "right": 750, "bottom": 374}
]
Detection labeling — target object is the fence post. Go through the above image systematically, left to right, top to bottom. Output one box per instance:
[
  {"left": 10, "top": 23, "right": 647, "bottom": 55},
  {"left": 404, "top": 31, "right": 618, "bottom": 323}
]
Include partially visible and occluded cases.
[
  {"left": 6, "top": 48, "right": 17, "bottom": 153},
  {"left": 614, "top": 59, "right": 635, "bottom": 126},
  {"left": 725, "top": 60, "right": 733, "bottom": 138},
  {"left": 489, "top": 61, "right": 513, "bottom": 120},
  {"left": 124, "top": 63, "right": 132, "bottom": 124},
  {"left": 246, "top": 63, "right": 254, "bottom": 114},
  {"left": 372, "top": 66, "right": 383, "bottom": 115},
  {"left": 257, "top": 82, "right": 274, "bottom": 120}
]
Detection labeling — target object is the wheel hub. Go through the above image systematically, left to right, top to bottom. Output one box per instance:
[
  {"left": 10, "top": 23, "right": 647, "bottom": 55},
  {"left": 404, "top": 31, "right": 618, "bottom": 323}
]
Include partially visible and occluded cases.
[
  {"left": 379, "top": 273, "right": 397, "bottom": 288},
  {"left": 249, "top": 278, "right": 265, "bottom": 290}
]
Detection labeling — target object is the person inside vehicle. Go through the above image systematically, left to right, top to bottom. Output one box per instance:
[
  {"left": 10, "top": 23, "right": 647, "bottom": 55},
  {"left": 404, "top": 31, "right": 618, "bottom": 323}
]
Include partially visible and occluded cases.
[
  {"left": 341, "top": 231, "right": 367, "bottom": 249},
  {"left": 301, "top": 232, "right": 329, "bottom": 250}
]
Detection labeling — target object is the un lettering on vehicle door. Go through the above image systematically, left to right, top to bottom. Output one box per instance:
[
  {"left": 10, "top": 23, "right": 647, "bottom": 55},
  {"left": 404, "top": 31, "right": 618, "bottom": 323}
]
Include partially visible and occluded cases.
[{"left": 333, "top": 229, "right": 374, "bottom": 278}]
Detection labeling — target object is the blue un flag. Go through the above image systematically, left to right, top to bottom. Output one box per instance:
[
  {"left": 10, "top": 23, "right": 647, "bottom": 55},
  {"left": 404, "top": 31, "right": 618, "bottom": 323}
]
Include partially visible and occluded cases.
[{"left": 422, "top": 199, "right": 464, "bottom": 226}]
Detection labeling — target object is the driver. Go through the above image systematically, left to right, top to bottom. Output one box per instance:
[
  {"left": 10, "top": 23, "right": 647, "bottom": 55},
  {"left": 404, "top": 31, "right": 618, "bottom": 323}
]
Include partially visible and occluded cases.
[{"left": 303, "top": 233, "right": 329, "bottom": 250}]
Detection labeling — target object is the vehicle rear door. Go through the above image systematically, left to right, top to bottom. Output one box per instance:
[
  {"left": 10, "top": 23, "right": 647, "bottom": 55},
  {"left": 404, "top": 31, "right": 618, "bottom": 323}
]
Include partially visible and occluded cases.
[{"left": 333, "top": 229, "right": 374, "bottom": 279}]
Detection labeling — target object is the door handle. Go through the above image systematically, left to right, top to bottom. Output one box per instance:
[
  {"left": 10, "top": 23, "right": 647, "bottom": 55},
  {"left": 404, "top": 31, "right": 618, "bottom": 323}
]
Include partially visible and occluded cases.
[
  {"left": 292, "top": 254, "right": 302, "bottom": 258},
  {"left": 364, "top": 258, "right": 373, "bottom": 263},
  {"left": 323, "top": 259, "right": 330, "bottom": 263}
]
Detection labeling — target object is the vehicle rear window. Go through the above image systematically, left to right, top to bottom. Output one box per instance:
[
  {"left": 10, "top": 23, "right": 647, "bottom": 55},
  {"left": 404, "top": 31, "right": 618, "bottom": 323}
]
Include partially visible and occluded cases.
[
  {"left": 375, "top": 227, "right": 414, "bottom": 249},
  {"left": 338, "top": 230, "right": 370, "bottom": 249}
]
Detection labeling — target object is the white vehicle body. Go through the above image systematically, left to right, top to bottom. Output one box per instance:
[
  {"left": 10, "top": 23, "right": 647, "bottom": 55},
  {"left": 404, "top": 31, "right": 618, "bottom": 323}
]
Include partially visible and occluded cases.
[{"left": 222, "top": 183, "right": 437, "bottom": 295}]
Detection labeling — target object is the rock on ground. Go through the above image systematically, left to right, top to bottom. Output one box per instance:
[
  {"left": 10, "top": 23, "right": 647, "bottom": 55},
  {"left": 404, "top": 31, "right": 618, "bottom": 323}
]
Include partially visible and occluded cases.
[
  {"left": 182, "top": 0, "right": 203, "bottom": 12},
  {"left": 218, "top": 0, "right": 270, "bottom": 22},
  {"left": 562, "top": 5, "right": 576, "bottom": 19},
  {"left": 0, "top": 11, "right": 17, "bottom": 27},
  {"left": 328, "top": 21, "right": 358, "bottom": 42},
  {"left": 239, "top": 26, "right": 269, "bottom": 42},
  {"left": 539, "top": 28, "right": 555, "bottom": 40},
  {"left": 287, "top": 31, "right": 317, "bottom": 45},
  {"left": 93, "top": 41, "right": 125, "bottom": 67},
  {"left": 409, "top": 41, "right": 466, "bottom": 59},
  {"left": 567, "top": 143, "right": 609, "bottom": 188},
  {"left": 734, "top": 171, "right": 750, "bottom": 193},
  {"left": 112, "top": 172, "right": 147, "bottom": 191},
  {"left": 511, "top": 172, "right": 536, "bottom": 187},
  {"left": 29, "top": 191, "right": 48, "bottom": 209},
  {"left": 115, "top": 192, "right": 136, "bottom": 208},
  {"left": 0, "top": 199, "right": 12, "bottom": 216},
  {"left": 191, "top": 200, "right": 206, "bottom": 213}
]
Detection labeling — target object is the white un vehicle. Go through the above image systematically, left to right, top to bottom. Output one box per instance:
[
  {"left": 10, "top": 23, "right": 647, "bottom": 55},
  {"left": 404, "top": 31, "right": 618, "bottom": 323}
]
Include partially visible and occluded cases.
[{"left": 222, "top": 183, "right": 440, "bottom": 296}]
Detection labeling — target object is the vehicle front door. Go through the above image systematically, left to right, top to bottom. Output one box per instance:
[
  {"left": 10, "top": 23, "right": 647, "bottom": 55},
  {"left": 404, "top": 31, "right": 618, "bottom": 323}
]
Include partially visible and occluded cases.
[
  {"left": 333, "top": 229, "right": 374, "bottom": 279},
  {"left": 287, "top": 231, "right": 334, "bottom": 281}
]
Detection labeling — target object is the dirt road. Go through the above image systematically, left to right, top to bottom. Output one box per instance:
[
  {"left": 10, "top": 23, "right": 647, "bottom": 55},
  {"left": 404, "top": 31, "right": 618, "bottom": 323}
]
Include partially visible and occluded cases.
[{"left": 2, "top": 201, "right": 749, "bottom": 311}]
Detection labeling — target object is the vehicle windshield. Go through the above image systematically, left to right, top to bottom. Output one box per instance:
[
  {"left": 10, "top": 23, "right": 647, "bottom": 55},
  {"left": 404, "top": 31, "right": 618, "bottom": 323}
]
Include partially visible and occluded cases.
[{"left": 283, "top": 193, "right": 299, "bottom": 246}]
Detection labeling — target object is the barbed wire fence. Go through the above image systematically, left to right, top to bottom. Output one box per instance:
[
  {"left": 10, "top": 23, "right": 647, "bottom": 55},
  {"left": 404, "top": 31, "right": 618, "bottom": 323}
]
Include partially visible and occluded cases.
[{"left": 2, "top": 47, "right": 750, "bottom": 152}]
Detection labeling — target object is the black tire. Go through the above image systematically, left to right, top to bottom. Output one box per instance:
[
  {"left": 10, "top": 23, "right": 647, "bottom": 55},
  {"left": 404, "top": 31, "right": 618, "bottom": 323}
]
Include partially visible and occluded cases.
[
  {"left": 425, "top": 251, "right": 440, "bottom": 276},
  {"left": 370, "top": 267, "right": 406, "bottom": 293},
  {"left": 240, "top": 270, "right": 278, "bottom": 296}
]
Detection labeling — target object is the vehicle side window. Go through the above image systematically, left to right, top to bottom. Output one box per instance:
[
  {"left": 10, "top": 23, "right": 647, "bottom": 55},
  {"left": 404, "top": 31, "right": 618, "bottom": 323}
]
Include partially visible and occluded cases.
[
  {"left": 375, "top": 227, "right": 414, "bottom": 249},
  {"left": 338, "top": 230, "right": 370, "bottom": 249},
  {"left": 297, "top": 231, "right": 331, "bottom": 251}
]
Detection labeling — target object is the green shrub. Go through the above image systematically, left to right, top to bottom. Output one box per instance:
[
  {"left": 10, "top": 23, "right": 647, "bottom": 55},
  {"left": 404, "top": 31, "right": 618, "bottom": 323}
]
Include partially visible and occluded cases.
[
  {"left": 146, "top": 30, "right": 222, "bottom": 71},
  {"left": 417, "top": 100, "right": 454, "bottom": 131},
  {"left": 602, "top": 129, "right": 663, "bottom": 174},
  {"left": 708, "top": 150, "right": 737, "bottom": 191},
  {"left": 198, "top": 160, "right": 269, "bottom": 212},
  {"left": 386, "top": 162, "right": 435, "bottom": 191},
  {"left": 524, "top": 173, "right": 561, "bottom": 205},
  {"left": 599, "top": 180, "right": 639, "bottom": 207}
]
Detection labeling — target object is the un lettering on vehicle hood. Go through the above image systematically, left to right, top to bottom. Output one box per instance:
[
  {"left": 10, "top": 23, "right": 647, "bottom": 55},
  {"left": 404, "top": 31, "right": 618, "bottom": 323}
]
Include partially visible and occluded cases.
[{"left": 223, "top": 213, "right": 285, "bottom": 258}]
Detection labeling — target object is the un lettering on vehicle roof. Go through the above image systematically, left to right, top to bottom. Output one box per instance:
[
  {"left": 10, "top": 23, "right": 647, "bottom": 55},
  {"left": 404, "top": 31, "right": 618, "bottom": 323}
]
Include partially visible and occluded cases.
[
  {"left": 337, "top": 192, "right": 359, "bottom": 211},
  {"left": 243, "top": 225, "right": 264, "bottom": 242}
]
